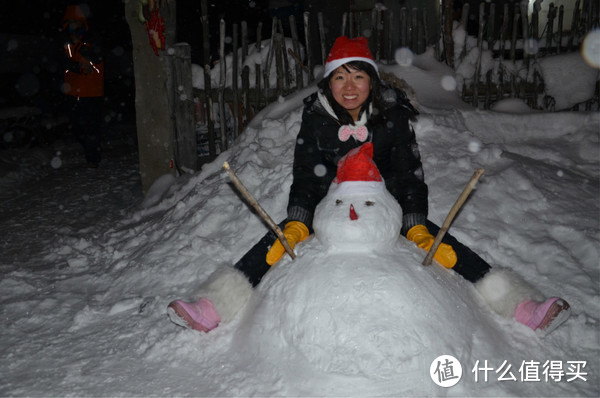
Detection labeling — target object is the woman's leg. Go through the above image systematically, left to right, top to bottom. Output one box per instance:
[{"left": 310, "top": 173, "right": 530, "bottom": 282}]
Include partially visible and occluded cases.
[
  {"left": 424, "top": 220, "right": 570, "bottom": 333},
  {"left": 167, "top": 223, "right": 286, "bottom": 332},
  {"left": 233, "top": 226, "right": 282, "bottom": 287}
]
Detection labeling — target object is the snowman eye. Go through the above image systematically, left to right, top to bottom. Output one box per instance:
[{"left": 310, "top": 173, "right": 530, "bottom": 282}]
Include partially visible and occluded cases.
[
  {"left": 335, "top": 199, "right": 343, "bottom": 205},
  {"left": 365, "top": 201, "right": 375, "bottom": 206}
]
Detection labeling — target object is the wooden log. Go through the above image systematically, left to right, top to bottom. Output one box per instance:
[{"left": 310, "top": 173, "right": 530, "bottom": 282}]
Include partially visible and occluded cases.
[
  {"left": 200, "top": 0, "right": 215, "bottom": 157},
  {"left": 441, "top": 0, "right": 454, "bottom": 68},
  {"left": 568, "top": 0, "right": 581, "bottom": 51},
  {"left": 520, "top": 1, "right": 529, "bottom": 69},
  {"left": 531, "top": 1, "right": 540, "bottom": 42},
  {"left": 459, "top": 2, "right": 469, "bottom": 61},
  {"left": 473, "top": 2, "right": 485, "bottom": 107},
  {"left": 488, "top": 3, "right": 496, "bottom": 52},
  {"left": 546, "top": 3, "right": 556, "bottom": 54},
  {"left": 498, "top": 4, "right": 509, "bottom": 101},
  {"left": 510, "top": 4, "right": 518, "bottom": 64},
  {"left": 557, "top": 5, "right": 564, "bottom": 54},
  {"left": 376, "top": 7, "right": 383, "bottom": 61},
  {"left": 400, "top": 7, "right": 407, "bottom": 48},
  {"left": 371, "top": 8, "right": 378, "bottom": 60},
  {"left": 411, "top": 8, "right": 418, "bottom": 55},
  {"left": 387, "top": 9, "right": 394, "bottom": 63},
  {"left": 421, "top": 10, "right": 429, "bottom": 54},
  {"left": 303, "top": 11, "right": 313, "bottom": 82},
  {"left": 318, "top": 12, "right": 327, "bottom": 64},
  {"left": 289, "top": 15, "right": 303, "bottom": 89},
  {"left": 264, "top": 17, "right": 277, "bottom": 97},
  {"left": 218, "top": 19, "right": 227, "bottom": 150},
  {"left": 277, "top": 19, "right": 291, "bottom": 90},
  {"left": 241, "top": 21, "right": 250, "bottom": 128},
  {"left": 255, "top": 22, "right": 262, "bottom": 113},
  {"left": 232, "top": 23, "right": 240, "bottom": 138},
  {"left": 275, "top": 33, "right": 284, "bottom": 96},
  {"left": 171, "top": 43, "right": 197, "bottom": 171},
  {"left": 255, "top": 63, "right": 262, "bottom": 110},
  {"left": 204, "top": 64, "right": 216, "bottom": 157},
  {"left": 423, "top": 169, "right": 485, "bottom": 266}
]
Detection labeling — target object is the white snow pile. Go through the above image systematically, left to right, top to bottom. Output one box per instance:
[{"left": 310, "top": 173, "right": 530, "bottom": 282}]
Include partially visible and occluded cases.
[
  {"left": 1, "top": 48, "right": 599, "bottom": 397},
  {"left": 538, "top": 52, "right": 599, "bottom": 110}
]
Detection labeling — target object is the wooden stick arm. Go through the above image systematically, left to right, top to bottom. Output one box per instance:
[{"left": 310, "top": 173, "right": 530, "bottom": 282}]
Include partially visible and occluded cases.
[
  {"left": 223, "top": 162, "right": 296, "bottom": 260},
  {"left": 423, "top": 168, "right": 485, "bottom": 266}
]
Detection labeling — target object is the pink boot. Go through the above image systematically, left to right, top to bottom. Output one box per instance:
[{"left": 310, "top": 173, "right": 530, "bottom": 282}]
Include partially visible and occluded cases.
[
  {"left": 515, "top": 297, "right": 571, "bottom": 334},
  {"left": 167, "top": 298, "right": 221, "bottom": 332}
]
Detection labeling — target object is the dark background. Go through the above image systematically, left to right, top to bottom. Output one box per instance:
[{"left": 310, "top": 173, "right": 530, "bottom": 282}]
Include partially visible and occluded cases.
[{"left": 0, "top": 0, "right": 304, "bottom": 124}]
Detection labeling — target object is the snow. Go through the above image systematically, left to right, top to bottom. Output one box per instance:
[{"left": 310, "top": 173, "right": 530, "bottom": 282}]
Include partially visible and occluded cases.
[
  {"left": 1, "top": 47, "right": 599, "bottom": 396},
  {"left": 538, "top": 52, "right": 599, "bottom": 110}
]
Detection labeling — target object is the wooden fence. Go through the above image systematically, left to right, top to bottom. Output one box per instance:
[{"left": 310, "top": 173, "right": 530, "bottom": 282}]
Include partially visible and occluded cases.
[
  {"left": 190, "top": 0, "right": 598, "bottom": 160},
  {"left": 457, "top": 0, "right": 599, "bottom": 110}
]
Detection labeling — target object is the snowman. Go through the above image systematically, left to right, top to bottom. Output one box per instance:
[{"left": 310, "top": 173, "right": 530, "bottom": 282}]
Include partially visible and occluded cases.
[
  {"left": 231, "top": 142, "right": 490, "bottom": 394},
  {"left": 312, "top": 142, "right": 404, "bottom": 253}
]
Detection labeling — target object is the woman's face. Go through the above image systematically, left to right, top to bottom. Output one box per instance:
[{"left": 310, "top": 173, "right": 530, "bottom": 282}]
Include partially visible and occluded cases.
[{"left": 329, "top": 65, "right": 371, "bottom": 121}]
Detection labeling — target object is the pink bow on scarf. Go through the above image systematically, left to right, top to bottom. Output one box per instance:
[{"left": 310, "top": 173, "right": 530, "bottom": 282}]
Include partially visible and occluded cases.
[{"left": 338, "top": 125, "right": 368, "bottom": 142}]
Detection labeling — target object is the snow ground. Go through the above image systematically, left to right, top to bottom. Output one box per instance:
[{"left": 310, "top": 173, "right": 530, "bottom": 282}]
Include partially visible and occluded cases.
[{"left": 1, "top": 49, "right": 599, "bottom": 396}]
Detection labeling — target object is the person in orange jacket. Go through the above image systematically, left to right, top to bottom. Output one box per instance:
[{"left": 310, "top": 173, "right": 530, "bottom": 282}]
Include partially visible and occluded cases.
[{"left": 62, "top": 4, "right": 104, "bottom": 167}]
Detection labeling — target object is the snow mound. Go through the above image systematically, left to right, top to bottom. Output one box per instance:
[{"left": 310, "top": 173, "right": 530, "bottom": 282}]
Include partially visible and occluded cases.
[
  {"left": 538, "top": 52, "right": 599, "bottom": 110},
  {"left": 232, "top": 237, "right": 494, "bottom": 395}
]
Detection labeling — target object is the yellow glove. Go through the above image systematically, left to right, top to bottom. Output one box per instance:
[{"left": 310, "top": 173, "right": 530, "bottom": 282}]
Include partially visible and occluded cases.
[
  {"left": 266, "top": 221, "right": 310, "bottom": 266},
  {"left": 406, "top": 224, "right": 457, "bottom": 269}
]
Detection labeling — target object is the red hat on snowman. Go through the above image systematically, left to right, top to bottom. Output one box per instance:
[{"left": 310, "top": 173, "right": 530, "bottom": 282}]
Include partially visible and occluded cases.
[
  {"left": 323, "top": 36, "right": 379, "bottom": 78},
  {"left": 331, "top": 143, "right": 385, "bottom": 196}
]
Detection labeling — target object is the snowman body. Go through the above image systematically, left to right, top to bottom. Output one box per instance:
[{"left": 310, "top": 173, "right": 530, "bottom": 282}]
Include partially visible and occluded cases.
[{"left": 231, "top": 143, "right": 493, "bottom": 394}]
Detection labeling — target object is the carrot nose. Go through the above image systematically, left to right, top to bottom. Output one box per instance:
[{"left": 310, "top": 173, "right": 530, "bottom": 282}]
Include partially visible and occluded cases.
[{"left": 349, "top": 204, "right": 358, "bottom": 220}]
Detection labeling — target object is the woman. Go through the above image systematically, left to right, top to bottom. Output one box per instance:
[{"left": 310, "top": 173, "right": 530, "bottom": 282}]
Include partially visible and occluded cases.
[{"left": 168, "top": 36, "right": 570, "bottom": 336}]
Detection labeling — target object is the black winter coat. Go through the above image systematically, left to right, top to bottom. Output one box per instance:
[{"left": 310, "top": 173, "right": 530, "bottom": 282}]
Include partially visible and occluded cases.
[{"left": 287, "top": 89, "right": 429, "bottom": 233}]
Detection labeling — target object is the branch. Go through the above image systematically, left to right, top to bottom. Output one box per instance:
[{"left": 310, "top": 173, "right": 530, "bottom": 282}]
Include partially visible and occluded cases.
[
  {"left": 223, "top": 162, "right": 295, "bottom": 260},
  {"left": 423, "top": 168, "right": 485, "bottom": 266}
]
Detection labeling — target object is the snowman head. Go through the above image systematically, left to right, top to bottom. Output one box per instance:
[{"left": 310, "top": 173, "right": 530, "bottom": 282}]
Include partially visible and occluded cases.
[{"left": 313, "top": 143, "right": 403, "bottom": 252}]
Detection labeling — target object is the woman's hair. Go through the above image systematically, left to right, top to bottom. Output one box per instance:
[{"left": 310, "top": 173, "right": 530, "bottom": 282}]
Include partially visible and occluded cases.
[{"left": 317, "top": 61, "right": 386, "bottom": 125}]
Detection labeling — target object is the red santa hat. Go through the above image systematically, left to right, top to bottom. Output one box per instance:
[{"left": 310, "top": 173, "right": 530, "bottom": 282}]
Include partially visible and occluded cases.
[
  {"left": 324, "top": 36, "right": 379, "bottom": 78},
  {"left": 331, "top": 143, "right": 385, "bottom": 196}
]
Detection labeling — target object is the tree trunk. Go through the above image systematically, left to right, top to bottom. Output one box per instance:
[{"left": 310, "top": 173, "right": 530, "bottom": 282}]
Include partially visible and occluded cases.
[{"left": 124, "top": 0, "right": 177, "bottom": 194}]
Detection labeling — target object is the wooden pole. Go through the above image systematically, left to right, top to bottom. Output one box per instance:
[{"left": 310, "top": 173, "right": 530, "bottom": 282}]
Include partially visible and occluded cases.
[
  {"left": 200, "top": 0, "right": 215, "bottom": 157},
  {"left": 441, "top": 0, "right": 454, "bottom": 68},
  {"left": 459, "top": 2, "right": 469, "bottom": 61},
  {"left": 473, "top": 2, "right": 485, "bottom": 107},
  {"left": 546, "top": 3, "right": 556, "bottom": 54},
  {"left": 557, "top": 5, "right": 564, "bottom": 54},
  {"left": 400, "top": 7, "right": 408, "bottom": 48},
  {"left": 303, "top": 11, "right": 313, "bottom": 83},
  {"left": 318, "top": 12, "right": 327, "bottom": 64},
  {"left": 289, "top": 15, "right": 303, "bottom": 89},
  {"left": 218, "top": 19, "right": 227, "bottom": 150},
  {"left": 241, "top": 21, "right": 250, "bottom": 128},
  {"left": 255, "top": 22, "right": 263, "bottom": 112},
  {"left": 232, "top": 23, "right": 240, "bottom": 138},
  {"left": 223, "top": 162, "right": 295, "bottom": 260},
  {"left": 423, "top": 169, "right": 485, "bottom": 266}
]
